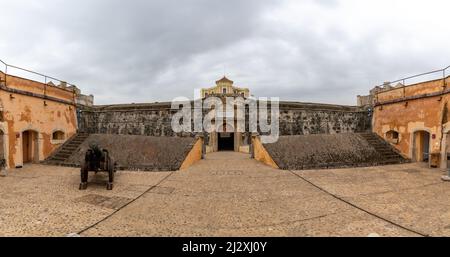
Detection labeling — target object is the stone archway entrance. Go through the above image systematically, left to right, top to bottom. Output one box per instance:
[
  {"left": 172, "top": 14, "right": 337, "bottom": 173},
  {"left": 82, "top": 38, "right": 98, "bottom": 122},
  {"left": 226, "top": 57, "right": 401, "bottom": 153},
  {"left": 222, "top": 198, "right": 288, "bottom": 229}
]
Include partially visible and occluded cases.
[
  {"left": 0, "top": 130, "right": 6, "bottom": 168},
  {"left": 22, "top": 130, "right": 39, "bottom": 164},
  {"left": 412, "top": 130, "right": 430, "bottom": 162},
  {"left": 218, "top": 132, "right": 234, "bottom": 151}
]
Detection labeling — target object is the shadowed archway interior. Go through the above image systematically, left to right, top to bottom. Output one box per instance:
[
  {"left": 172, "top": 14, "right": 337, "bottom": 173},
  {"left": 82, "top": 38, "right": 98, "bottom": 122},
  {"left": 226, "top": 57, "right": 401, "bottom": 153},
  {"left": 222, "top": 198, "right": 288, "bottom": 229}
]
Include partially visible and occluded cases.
[{"left": 218, "top": 133, "right": 234, "bottom": 151}]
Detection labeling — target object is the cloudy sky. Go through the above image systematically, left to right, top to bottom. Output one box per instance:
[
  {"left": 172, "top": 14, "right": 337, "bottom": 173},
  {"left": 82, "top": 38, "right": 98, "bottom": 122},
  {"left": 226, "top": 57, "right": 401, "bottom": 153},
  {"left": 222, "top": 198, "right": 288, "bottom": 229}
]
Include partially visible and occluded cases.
[{"left": 1, "top": 0, "right": 449, "bottom": 105}]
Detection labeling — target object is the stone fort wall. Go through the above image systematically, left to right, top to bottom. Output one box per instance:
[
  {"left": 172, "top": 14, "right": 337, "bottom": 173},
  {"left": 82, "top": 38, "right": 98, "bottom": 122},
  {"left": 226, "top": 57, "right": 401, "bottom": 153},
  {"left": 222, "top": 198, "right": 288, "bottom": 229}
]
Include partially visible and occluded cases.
[{"left": 78, "top": 101, "right": 371, "bottom": 136}]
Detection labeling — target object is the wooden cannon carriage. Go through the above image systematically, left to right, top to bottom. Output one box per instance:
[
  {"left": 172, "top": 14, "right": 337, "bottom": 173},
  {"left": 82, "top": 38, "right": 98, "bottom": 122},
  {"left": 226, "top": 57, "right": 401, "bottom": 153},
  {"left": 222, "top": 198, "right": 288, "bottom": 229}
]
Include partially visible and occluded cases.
[{"left": 79, "top": 143, "right": 117, "bottom": 190}]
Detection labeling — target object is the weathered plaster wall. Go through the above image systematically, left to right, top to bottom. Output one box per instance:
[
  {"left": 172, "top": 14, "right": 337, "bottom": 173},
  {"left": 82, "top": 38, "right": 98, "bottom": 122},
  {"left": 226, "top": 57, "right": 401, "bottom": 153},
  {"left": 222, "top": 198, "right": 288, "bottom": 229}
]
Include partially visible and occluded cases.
[
  {"left": 0, "top": 72, "right": 78, "bottom": 168},
  {"left": 2, "top": 72, "right": 76, "bottom": 102},
  {"left": 373, "top": 77, "right": 450, "bottom": 167},
  {"left": 377, "top": 78, "right": 448, "bottom": 103},
  {"left": 373, "top": 98, "right": 441, "bottom": 159}
]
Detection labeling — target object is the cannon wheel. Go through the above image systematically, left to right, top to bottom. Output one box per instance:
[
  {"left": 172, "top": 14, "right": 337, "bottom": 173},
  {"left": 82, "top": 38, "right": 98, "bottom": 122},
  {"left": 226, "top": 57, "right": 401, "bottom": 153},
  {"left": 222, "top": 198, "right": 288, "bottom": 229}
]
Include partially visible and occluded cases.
[
  {"left": 106, "top": 159, "right": 115, "bottom": 190},
  {"left": 79, "top": 162, "right": 89, "bottom": 190}
]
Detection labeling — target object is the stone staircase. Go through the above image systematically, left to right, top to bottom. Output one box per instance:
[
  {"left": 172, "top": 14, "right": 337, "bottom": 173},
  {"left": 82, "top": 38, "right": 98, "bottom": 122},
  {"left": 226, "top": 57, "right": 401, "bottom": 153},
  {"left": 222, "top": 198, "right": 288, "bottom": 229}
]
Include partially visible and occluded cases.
[
  {"left": 358, "top": 132, "right": 409, "bottom": 165},
  {"left": 44, "top": 133, "right": 90, "bottom": 166}
]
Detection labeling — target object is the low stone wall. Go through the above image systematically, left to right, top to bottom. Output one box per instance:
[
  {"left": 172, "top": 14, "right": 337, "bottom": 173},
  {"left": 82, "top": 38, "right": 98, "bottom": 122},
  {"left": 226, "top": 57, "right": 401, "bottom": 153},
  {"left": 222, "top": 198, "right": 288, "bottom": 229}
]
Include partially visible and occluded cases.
[
  {"left": 78, "top": 101, "right": 371, "bottom": 136},
  {"left": 278, "top": 102, "right": 371, "bottom": 135},
  {"left": 78, "top": 103, "right": 178, "bottom": 137},
  {"left": 64, "top": 134, "right": 196, "bottom": 171}
]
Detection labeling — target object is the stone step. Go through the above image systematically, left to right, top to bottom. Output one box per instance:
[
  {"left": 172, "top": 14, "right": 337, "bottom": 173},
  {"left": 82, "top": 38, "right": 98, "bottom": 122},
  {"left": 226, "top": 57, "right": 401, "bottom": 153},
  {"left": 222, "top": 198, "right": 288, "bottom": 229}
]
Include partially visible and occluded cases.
[
  {"left": 359, "top": 132, "right": 407, "bottom": 165},
  {"left": 43, "top": 133, "right": 90, "bottom": 165},
  {"left": 74, "top": 135, "right": 89, "bottom": 138},
  {"left": 361, "top": 135, "right": 378, "bottom": 138},
  {"left": 69, "top": 138, "right": 86, "bottom": 142},
  {"left": 73, "top": 138, "right": 88, "bottom": 141},
  {"left": 69, "top": 139, "right": 86, "bottom": 142},
  {"left": 70, "top": 139, "right": 86, "bottom": 143},
  {"left": 366, "top": 140, "right": 385, "bottom": 144},
  {"left": 63, "top": 142, "right": 81, "bottom": 147},
  {"left": 65, "top": 143, "right": 82, "bottom": 147},
  {"left": 67, "top": 143, "right": 83, "bottom": 147},
  {"left": 373, "top": 145, "right": 394, "bottom": 150},
  {"left": 63, "top": 146, "right": 79, "bottom": 150},
  {"left": 373, "top": 147, "right": 391, "bottom": 150},
  {"left": 376, "top": 149, "right": 396, "bottom": 153},
  {"left": 59, "top": 150, "right": 74, "bottom": 154},
  {"left": 381, "top": 151, "right": 400, "bottom": 155},
  {"left": 54, "top": 153, "right": 71, "bottom": 158},
  {"left": 379, "top": 154, "right": 401, "bottom": 158},
  {"left": 380, "top": 155, "right": 402, "bottom": 159},
  {"left": 49, "top": 157, "right": 66, "bottom": 162},
  {"left": 378, "top": 159, "right": 407, "bottom": 165},
  {"left": 43, "top": 161, "right": 60, "bottom": 166}
]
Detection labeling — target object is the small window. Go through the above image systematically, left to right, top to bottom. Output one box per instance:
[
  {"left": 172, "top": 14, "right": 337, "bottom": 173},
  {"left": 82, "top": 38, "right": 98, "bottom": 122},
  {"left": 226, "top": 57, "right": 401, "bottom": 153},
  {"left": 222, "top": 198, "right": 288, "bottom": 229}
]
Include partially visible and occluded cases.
[
  {"left": 223, "top": 88, "right": 227, "bottom": 94},
  {"left": 386, "top": 130, "right": 399, "bottom": 144},
  {"left": 52, "top": 131, "right": 65, "bottom": 140}
]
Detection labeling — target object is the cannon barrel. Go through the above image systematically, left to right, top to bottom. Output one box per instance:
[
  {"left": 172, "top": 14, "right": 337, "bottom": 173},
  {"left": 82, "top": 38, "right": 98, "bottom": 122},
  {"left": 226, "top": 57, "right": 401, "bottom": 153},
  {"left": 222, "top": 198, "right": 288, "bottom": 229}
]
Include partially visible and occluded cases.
[{"left": 79, "top": 146, "right": 116, "bottom": 190}]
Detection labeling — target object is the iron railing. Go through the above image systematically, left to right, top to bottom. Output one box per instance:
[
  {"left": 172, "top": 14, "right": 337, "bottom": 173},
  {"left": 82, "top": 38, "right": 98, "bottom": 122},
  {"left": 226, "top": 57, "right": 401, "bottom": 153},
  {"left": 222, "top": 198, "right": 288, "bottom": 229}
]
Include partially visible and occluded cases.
[
  {"left": 0, "top": 58, "right": 77, "bottom": 103},
  {"left": 0, "top": 58, "right": 77, "bottom": 88},
  {"left": 0, "top": 58, "right": 6, "bottom": 83},
  {"left": 375, "top": 65, "right": 450, "bottom": 102}
]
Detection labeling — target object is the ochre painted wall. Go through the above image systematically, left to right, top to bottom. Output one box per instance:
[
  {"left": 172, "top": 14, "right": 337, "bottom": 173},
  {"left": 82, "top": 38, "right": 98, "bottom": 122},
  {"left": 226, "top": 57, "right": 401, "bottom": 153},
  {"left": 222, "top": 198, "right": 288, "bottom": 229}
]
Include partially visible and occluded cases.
[
  {"left": 0, "top": 72, "right": 78, "bottom": 169},
  {"left": 3, "top": 73, "right": 75, "bottom": 101},
  {"left": 373, "top": 77, "right": 450, "bottom": 167},
  {"left": 377, "top": 78, "right": 447, "bottom": 103},
  {"left": 253, "top": 136, "right": 279, "bottom": 169},
  {"left": 179, "top": 138, "right": 203, "bottom": 170}
]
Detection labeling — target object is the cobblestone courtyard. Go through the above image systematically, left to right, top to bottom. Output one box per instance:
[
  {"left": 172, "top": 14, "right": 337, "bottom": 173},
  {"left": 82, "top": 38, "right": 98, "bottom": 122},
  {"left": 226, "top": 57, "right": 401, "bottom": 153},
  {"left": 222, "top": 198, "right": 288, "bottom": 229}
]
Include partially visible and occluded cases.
[{"left": 0, "top": 152, "right": 449, "bottom": 237}]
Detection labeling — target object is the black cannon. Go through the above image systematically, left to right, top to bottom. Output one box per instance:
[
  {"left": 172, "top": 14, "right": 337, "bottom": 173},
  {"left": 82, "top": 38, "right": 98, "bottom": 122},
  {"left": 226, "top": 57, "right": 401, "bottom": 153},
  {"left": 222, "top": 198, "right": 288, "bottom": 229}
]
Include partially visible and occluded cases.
[
  {"left": 79, "top": 143, "right": 117, "bottom": 190},
  {"left": 0, "top": 158, "right": 6, "bottom": 177},
  {"left": 0, "top": 159, "right": 6, "bottom": 169}
]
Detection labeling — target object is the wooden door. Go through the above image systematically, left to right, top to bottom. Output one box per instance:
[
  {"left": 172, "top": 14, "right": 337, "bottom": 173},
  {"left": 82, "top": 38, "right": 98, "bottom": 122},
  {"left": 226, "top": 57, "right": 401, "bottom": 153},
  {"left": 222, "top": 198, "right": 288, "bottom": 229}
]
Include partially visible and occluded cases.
[{"left": 22, "top": 131, "right": 30, "bottom": 163}]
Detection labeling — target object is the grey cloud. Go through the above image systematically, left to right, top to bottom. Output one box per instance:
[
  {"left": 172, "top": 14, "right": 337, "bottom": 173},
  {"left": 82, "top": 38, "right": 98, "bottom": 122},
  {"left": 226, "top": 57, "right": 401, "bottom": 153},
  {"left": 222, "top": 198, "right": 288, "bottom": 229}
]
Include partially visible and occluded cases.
[{"left": 1, "top": 0, "right": 449, "bottom": 105}]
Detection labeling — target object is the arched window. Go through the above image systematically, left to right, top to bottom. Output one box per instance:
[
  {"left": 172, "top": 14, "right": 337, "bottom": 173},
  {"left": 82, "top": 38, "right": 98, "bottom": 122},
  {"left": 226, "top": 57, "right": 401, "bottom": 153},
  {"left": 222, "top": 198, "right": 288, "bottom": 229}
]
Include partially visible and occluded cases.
[
  {"left": 386, "top": 130, "right": 399, "bottom": 144},
  {"left": 52, "top": 131, "right": 65, "bottom": 141}
]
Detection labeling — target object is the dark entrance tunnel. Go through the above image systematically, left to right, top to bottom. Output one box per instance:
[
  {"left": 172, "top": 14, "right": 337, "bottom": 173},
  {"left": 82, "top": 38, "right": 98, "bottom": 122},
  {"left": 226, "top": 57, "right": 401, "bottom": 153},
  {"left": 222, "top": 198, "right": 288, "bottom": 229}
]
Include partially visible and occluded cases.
[{"left": 218, "top": 133, "right": 234, "bottom": 151}]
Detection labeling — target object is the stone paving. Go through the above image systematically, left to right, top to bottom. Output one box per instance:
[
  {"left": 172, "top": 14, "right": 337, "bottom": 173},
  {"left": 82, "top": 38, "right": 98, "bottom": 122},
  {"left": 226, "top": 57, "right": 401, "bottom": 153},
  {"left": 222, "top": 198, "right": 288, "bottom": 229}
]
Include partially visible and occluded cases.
[{"left": 0, "top": 152, "right": 449, "bottom": 237}]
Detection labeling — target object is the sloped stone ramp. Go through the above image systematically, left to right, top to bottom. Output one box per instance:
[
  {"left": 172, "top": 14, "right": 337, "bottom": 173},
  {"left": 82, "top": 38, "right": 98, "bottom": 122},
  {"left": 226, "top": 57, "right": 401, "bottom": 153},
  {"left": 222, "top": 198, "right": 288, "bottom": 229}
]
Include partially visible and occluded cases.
[
  {"left": 264, "top": 133, "right": 408, "bottom": 170},
  {"left": 45, "top": 134, "right": 197, "bottom": 171}
]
